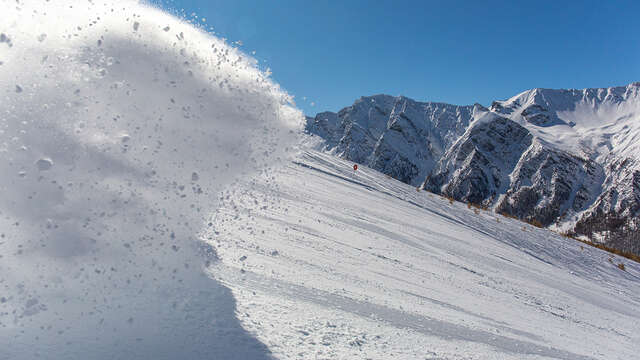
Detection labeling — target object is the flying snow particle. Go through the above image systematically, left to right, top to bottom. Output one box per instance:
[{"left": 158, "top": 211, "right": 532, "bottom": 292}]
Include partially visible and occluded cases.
[
  {"left": 0, "top": 1, "right": 303, "bottom": 358},
  {"left": 0, "top": 33, "right": 11, "bottom": 47},
  {"left": 35, "top": 158, "right": 53, "bottom": 171}
]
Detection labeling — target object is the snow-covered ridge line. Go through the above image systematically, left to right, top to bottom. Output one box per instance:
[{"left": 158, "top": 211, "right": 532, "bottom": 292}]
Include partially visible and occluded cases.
[{"left": 306, "top": 82, "right": 640, "bottom": 255}]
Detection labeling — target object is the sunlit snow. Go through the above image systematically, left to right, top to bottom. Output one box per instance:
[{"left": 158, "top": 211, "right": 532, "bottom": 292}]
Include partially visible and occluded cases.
[
  {"left": 0, "top": 1, "right": 301, "bottom": 359},
  {"left": 0, "top": 1, "right": 638, "bottom": 360},
  {"left": 211, "top": 150, "right": 640, "bottom": 360}
]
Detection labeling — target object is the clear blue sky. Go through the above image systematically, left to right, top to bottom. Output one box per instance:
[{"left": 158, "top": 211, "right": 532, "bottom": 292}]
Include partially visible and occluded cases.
[{"left": 149, "top": 0, "right": 640, "bottom": 116}]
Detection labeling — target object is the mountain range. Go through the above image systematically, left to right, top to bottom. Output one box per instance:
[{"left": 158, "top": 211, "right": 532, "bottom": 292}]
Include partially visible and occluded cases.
[{"left": 306, "top": 82, "right": 640, "bottom": 255}]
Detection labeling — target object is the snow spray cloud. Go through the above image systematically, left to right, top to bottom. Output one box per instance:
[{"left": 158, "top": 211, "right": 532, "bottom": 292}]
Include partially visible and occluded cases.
[{"left": 0, "top": 1, "right": 302, "bottom": 358}]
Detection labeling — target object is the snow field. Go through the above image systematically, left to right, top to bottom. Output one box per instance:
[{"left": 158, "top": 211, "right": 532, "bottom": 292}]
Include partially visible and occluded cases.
[{"left": 210, "top": 150, "right": 640, "bottom": 360}]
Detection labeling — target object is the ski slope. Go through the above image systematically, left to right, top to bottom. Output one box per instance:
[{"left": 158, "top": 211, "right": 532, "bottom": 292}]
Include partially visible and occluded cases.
[{"left": 209, "top": 149, "right": 640, "bottom": 360}]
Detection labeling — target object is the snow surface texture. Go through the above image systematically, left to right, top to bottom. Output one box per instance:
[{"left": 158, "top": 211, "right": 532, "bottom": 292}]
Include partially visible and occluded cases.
[
  {"left": 0, "top": 1, "right": 301, "bottom": 359},
  {"left": 1, "top": 1, "right": 638, "bottom": 359},
  {"left": 307, "top": 84, "right": 640, "bottom": 254},
  {"left": 211, "top": 150, "right": 640, "bottom": 360}
]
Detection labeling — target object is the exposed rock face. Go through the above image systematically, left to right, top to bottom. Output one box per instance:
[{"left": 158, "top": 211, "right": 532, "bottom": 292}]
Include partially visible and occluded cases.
[
  {"left": 306, "top": 82, "right": 640, "bottom": 255},
  {"left": 306, "top": 95, "right": 477, "bottom": 185},
  {"left": 425, "top": 115, "right": 533, "bottom": 206},
  {"left": 493, "top": 142, "right": 602, "bottom": 226},
  {"left": 573, "top": 159, "right": 640, "bottom": 254}
]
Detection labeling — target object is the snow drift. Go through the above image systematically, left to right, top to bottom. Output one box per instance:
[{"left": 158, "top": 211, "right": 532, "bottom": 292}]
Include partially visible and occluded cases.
[{"left": 0, "top": 1, "right": 302, "bottom": 359}]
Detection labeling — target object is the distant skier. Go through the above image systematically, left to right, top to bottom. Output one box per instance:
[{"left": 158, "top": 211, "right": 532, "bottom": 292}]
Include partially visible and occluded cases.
[{"left": 353, "top": 164, "right": 358, "bottom": 171}]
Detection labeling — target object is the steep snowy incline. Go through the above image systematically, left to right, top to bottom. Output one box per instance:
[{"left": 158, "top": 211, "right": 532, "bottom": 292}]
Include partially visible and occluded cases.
[{"left": 209, "top": 150, "right": 640, "bottom": 360}]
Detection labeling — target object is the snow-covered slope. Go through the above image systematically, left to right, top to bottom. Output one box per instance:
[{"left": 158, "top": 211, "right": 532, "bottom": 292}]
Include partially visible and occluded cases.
[
  {"left": 307, "top": 83, "right": 640, "bottom": 254},
  {"left": 211, "top": 150, "right": 640, "bottom": 360}
]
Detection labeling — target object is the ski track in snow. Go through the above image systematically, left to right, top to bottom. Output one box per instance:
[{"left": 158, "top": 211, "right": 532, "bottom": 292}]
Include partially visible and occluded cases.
[{"left": 210, "top": 150, "right": 640, "bottom": 360}]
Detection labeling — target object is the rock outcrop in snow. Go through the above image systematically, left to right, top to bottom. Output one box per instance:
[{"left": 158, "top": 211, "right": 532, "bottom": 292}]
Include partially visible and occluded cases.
[
  {"left": 306, "top": 82, "right": 640, "bottom": 255},
  {"left": 307, "top": 95, "right": 477, "bottom": 185}
]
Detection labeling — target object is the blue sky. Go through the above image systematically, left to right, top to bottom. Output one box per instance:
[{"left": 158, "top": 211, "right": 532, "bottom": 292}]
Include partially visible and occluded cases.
[{"left": 150, "top": 0, "right": 640, "bottom": 116}]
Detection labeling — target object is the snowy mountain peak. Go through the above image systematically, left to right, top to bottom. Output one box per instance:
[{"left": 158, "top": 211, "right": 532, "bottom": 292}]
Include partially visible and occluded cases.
[
  {"left": 307, "top": 82, "right": 640, "bottom": 255},
  {"left": 490, "top": 83, "right": 640, "bottom": 165},
  {"left": 307, "top": 94, "right": 476, "bottom": 184}
]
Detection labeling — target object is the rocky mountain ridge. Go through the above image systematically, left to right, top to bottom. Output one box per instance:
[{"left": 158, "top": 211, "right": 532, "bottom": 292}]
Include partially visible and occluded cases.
[{"left": 306, "top": 82, "right": 640, "bottom": 254}]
